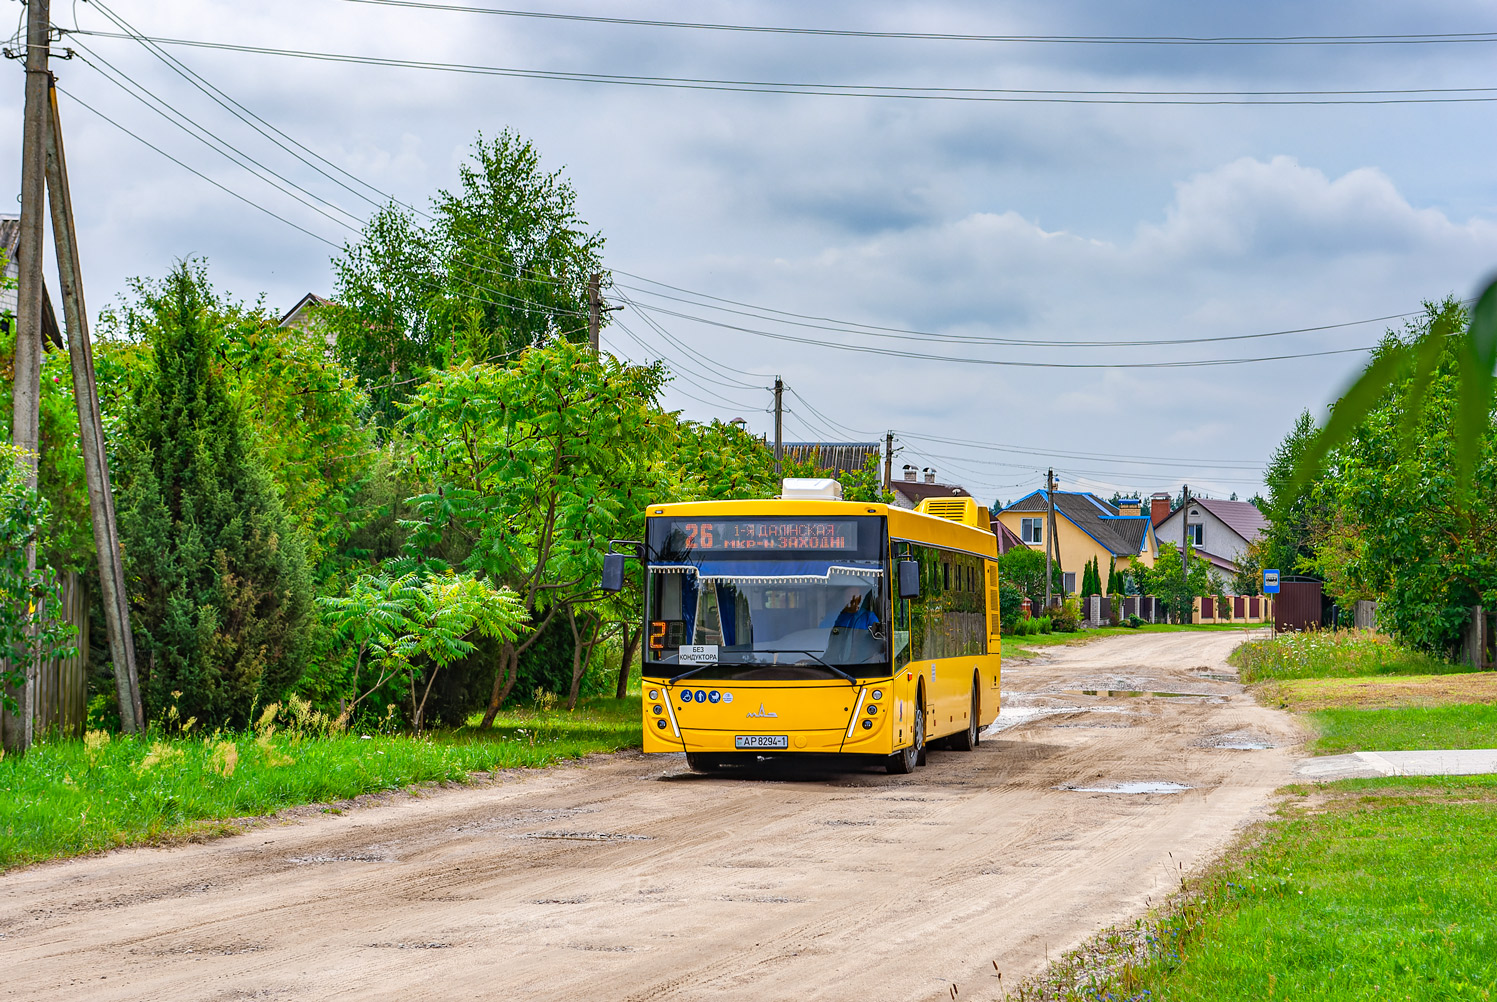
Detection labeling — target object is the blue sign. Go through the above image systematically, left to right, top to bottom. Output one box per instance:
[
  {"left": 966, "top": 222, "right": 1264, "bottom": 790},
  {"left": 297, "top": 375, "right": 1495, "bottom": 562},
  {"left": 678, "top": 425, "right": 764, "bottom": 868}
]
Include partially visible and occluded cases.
[
  {"left": 1263, "top": 569, "right": 1281, "bottom": 594},
  {"left": 708, "top": 690, "right": 721, "bottom": 704}
]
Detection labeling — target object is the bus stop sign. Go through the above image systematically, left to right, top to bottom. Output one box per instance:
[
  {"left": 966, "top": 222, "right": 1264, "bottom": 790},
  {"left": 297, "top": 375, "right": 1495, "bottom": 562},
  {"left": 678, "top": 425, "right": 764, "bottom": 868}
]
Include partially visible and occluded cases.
[{"left": 1263, "top": 569, "right": 1281, "bottom": 594}]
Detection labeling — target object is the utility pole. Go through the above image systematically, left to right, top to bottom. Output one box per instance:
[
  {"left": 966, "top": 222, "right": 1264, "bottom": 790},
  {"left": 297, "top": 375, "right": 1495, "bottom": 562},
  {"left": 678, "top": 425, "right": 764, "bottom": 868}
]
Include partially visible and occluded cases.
[
  {"left": 3, "top": 0, "right": 51, "bottom": 756},
  {"left": 44, "top": 79, "right": 143, "bottom": 733},
  {"left": 587, "top": 272, "right": 601, "bottom": 356},
  {"left": 773, "top": 377, "right": 783, "bottom": 476},
  {"left": 883, "top": 431, "right": 894, "bottom": 493},
  {"left": 1044, "top": 469, "right": 1056, "bottom": 610},
  {"left": 1180, "top": 484, "right": 1190, "bottom": 624}
]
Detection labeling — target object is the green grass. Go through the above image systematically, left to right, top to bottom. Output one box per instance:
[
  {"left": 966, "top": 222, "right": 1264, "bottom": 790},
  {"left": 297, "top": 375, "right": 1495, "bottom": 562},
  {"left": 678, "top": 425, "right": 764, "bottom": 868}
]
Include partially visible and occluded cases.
[
  {"left": 1002, "top": 622, "right": 1255, "bottom": 659},
  {"left": 1230, "top": 628, "right": 1455, "bottom": 683},
  {"left": 0, "top": 697, "right": 642, "bottom": 872},
  {"left": 1306, "top": 703, "right": 1497, "bottom": 755},
  {"left": 1040, "top": 777, "right": 1497, "bottom": 1001},
  {"left": 1129, "top": 779, "right": 1497, "bottom": 1001}
]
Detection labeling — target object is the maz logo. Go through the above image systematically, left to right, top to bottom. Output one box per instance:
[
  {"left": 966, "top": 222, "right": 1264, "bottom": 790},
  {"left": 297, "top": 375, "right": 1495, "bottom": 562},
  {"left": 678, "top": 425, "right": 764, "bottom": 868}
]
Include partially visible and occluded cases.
[{"left": 746, "top": 703, "right": 778, "bottom": 719}]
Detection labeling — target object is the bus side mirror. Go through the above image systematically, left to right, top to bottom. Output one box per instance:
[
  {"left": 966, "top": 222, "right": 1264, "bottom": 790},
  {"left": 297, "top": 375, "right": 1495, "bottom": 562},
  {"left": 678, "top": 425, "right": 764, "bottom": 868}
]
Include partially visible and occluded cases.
[
  {"left": 601, "top": 553, "right": 627, "bottom": 592},
  {"left": 898, "top": 559, "right": 921, "bottom": 599}
]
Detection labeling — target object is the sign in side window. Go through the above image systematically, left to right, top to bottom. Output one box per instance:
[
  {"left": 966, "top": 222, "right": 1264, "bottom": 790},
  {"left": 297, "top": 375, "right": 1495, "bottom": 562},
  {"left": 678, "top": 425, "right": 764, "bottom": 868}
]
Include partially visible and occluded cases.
[{"left": 1020, "top": 517, "right": 1043, "bottom": 543}]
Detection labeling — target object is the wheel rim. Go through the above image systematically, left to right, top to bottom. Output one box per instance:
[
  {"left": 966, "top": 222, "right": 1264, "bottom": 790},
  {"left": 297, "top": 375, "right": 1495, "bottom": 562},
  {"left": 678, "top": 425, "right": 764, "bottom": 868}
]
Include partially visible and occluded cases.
[
  {"left": 970, "top": 684, "right": 979, "bottom": 742},
  {"left": 913, "top": 698, "right": 924, "bottom": 752}
]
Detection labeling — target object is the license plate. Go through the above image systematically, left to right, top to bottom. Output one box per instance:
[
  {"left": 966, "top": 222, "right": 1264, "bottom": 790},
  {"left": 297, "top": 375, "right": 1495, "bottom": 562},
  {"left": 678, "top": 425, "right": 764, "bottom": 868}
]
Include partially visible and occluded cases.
[{"left": 735, "top": 734, "right": 788, "bottom": 750}]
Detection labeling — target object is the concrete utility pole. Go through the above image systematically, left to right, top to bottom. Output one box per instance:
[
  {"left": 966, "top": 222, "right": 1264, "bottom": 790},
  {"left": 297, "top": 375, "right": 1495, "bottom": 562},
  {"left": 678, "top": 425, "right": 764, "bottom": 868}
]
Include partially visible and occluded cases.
[
  {"left": 3, "top": 0, "right": 51, "bottom": 756},
  {"left": 45, "top": 80, "right": 143, "bottom": 733},
  {"left": 586, "top": 272, "right": 601, "bottom": 356},
  {"left": 773, "top": 377, "right": 783, "bottom": 476},
  {"left": 883, "top": 431, "right": 893, "bottom": 492},
  {"left": 1044, "top": 469, "right": 1056, "bottom": 610},
  {"left": 1180, "top": 484, "right": 1190, "bottom": 588}
]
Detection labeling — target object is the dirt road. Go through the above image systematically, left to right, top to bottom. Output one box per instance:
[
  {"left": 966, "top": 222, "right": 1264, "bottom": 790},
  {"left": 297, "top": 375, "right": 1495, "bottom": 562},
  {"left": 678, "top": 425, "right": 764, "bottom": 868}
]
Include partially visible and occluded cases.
[{"left": 2, "top": 630, "right": 1301, "bottom": 1002}]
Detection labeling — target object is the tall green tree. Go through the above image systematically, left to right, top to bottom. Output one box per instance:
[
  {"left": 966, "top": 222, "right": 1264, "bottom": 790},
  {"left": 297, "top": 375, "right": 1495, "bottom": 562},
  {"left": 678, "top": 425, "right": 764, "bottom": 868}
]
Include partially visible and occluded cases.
[
  {"left": 326, "top": 131, "right": 605, "bottom": 426},
  {"left": 114, "top": 263, "right": 313, "bottom": 726},
  {"left": 401, "top": 341, "right": 671, "bottom": 722}
]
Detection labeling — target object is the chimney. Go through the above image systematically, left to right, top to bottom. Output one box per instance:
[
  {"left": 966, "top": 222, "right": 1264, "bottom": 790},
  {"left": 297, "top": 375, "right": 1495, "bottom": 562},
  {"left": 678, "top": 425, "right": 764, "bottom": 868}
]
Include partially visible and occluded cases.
[
  {"left": 902, "top": 464, "right": 917, "bottom": 482},
  {"left": 923, "top": 467, "right": 936, "bottom": 484},
  {"left": 1150, "top": 492, "right": 1172, "bottom": 524},
  {"left": 1117, "top": 497, "right": 1141, "bottom": 516}
]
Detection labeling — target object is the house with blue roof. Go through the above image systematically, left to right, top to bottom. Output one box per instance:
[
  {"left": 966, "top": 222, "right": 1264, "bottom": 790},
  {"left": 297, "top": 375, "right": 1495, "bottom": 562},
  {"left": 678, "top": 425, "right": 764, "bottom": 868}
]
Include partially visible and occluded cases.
[{"left": 995, "top": 491, "right": 1159, "bottom": 595}]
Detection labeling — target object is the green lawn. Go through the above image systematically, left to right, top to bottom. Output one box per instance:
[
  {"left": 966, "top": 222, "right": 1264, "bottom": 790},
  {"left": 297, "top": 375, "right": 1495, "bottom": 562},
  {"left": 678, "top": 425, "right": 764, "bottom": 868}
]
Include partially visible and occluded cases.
[
  {"left": 1002, "top": 622, "right": 1255, "bottom": 660},
  {"left": 0, "top": 697, "right": 642, "bottom": 872},
  {"left": 1307, "top": 704, "right": 1497, "bottom": 756},
  {"left": 1121, "top": 778, "right": 1497, "bottom": 1001}
]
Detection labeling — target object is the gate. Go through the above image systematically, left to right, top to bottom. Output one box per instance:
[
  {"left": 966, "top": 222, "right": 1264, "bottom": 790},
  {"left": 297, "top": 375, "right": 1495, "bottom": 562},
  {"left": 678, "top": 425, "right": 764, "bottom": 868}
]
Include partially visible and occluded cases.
[{"left": 1274, "top": 580, "right": 1323, "bottom": 632}]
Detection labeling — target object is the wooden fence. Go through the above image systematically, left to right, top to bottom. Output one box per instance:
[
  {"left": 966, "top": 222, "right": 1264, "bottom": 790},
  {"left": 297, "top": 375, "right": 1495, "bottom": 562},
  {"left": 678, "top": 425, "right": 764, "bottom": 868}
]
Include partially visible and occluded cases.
[{"left": 1, "top": 572, "right": 90, "bottom": 741}]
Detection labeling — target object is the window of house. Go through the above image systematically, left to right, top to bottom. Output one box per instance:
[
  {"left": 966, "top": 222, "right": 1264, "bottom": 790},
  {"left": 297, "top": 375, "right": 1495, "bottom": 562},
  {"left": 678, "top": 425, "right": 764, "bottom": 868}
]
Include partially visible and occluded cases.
[
  {"left": 1020, "top": 517, "right": 1043, "bottom": 543},
  {"left": 1187, "top": 523, "right": 1204, "bottom": 547},
  {"left": 1062, "top": 571, "right": 1076, "bottom": 595}
]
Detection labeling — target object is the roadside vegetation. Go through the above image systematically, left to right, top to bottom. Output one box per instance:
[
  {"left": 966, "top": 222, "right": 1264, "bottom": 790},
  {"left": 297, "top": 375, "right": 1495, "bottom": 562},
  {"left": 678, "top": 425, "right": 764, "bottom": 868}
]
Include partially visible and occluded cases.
[
  {"left": 1229, "top": 627, "right": 1454, "bottom": 682},
  {"left": 0, "top": 697, "right": 641, "bottom": 872},
  {"left": 1022, "top": 776, "right": 1497, "bottom": 1002}
]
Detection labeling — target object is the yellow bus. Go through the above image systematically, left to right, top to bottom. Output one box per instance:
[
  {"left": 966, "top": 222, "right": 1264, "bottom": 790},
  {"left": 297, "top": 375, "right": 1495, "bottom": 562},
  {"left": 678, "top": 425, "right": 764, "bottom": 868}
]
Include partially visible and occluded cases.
[{"left": 602, "top": 479, "right": 1002, "bottom": 774}]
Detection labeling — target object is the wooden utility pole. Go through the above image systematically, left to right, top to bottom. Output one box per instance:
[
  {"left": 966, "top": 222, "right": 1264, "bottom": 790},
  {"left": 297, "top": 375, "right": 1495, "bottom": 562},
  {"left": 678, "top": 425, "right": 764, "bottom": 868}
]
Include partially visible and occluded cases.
[
  {"left": 3, "top": 0, "right": 51, "bottom": 756},
  {"left": 44, "top": 80, "right": 143, "bottom": 733},
  {"left": 587, "top": 272, "right": 601, "bottom": 356},
  {"left": 773, "top": 377, "right": 783, "bottom": 476},
  {"left": 883, "top": 431, "right": 893, "bottom": 492},
  {"left": 1044, "top": 469, "right": 1056, "bottom": 610},
  {"left": 1180, "top": 484, "right": 1191, "bottom": 624}
]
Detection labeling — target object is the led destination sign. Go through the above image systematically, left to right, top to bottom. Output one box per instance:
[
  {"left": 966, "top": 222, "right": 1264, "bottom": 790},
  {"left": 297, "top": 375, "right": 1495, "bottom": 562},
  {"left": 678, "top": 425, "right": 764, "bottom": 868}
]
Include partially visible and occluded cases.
[{"left": 668, "top": 519, "right": 860, "bottom": 552}]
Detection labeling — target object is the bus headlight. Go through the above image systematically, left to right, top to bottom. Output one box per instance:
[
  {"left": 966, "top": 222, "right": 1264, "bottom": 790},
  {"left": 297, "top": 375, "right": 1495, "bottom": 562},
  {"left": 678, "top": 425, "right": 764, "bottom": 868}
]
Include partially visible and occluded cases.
[
  {"left": 648, "top": 689, "right": 659, "bottom": 700},
  {"left": 871, "top": 689, "right": 883, "bottom": 700},
  {"left": 652, "top": 704, "right": 664, "bottom": 715},
  {"left": 867, "top": 704, "right": 877, "bottom": 715},
  {"left": 656, "top": 719, "right": 668, "bottom": 730},
  {"left": 861, "top": 719, "right": 873, "bottom": 730}
]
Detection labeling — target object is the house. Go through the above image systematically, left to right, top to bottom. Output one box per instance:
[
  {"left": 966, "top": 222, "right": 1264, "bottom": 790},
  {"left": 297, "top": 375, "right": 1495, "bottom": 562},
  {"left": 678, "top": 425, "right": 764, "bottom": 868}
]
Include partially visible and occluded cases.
[
  {"left": 0, "top": 214, "right": 63, "bottom": 350},
  {"left": 278, "top": 292, "right": 333, "bottom": 331},
  {"left": 890, "top": 465, "right": 971, "bottom": 510},
  {"left": 996, "top": 492, "right": 1159, "bottom": 594},
  {"left": 1150, "top": 494, "right": 1267, "bottom": 590},
  {"left": 1151, "top": 494, "right": 1268, "bottom": 587}
]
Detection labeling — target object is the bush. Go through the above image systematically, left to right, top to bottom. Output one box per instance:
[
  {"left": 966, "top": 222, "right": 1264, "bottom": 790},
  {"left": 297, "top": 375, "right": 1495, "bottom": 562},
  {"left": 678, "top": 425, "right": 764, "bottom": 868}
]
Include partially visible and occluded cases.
[
  {"left": 1051, "top": 596, "right": 1082, "bottom": 633},
  {"left": 1126, "top": 614, "right": 1144, "bottom": 629},
  {"left": 1036, "top": 615, "right": 1053, "bottom": 635},
  {"left": 1228, "top": 628, "right": 1455, "bottom": 683}
]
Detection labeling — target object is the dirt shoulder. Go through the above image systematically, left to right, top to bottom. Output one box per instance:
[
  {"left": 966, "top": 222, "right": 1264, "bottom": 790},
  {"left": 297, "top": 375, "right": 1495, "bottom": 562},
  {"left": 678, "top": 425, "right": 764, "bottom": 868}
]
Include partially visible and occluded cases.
[
  {"left": 0, "top": 631, "right": 1298, "bottom": 1002},
  {"left": 1266, "top": 670, "right": 1497, "bottom": 711}
]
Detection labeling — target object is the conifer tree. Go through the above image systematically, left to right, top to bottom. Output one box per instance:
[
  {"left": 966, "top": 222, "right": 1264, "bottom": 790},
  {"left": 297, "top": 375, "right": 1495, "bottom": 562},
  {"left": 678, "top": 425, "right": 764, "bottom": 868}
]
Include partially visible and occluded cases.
[{"left": 115, "top": 263, "right": 312, "bottom": 725}]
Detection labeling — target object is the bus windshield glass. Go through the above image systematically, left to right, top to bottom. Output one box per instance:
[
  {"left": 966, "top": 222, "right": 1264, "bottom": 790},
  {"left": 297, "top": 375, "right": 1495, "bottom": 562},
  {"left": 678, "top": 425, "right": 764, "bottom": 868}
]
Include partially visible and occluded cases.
[{"left": 644, "top": 516, "right": 888, "bottom": 679}]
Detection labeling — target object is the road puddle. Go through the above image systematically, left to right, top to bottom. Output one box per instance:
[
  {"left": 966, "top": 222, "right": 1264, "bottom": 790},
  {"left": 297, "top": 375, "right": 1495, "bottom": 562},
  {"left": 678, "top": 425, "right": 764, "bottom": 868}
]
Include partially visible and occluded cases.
[
  {"left": 1067, "top": 689, "right": 1216, "bottom": 698},
  {"left": 983, "top": 705, "right": 1131, "bottom": 734},
  {"left": 1061, "top": 781, "right": 1192, "bottom": 795}
]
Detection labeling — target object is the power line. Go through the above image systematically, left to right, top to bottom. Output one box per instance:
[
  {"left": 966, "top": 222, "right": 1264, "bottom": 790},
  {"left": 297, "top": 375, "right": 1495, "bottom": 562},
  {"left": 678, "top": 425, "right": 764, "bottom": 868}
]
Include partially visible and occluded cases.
[
  {"left": 333, "top": 2, "right": 1497, "bottom": 47},
  {"left": 66, "top": 31, "right": 1497, "bottom": 105},
  {"left": 615, "top": 280, "right": 1426, "bottom": 349},
  {"left": 625, "top": 299, "right": 1378, "bottom": 368},
  {"left": 897, "top": 431, "right": 1264, "bottom": 469}
]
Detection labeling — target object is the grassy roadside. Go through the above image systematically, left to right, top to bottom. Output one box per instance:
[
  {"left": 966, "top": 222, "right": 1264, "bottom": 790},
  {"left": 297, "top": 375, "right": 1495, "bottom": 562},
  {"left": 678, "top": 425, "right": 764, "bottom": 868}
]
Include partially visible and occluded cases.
[
  {"left": 1002, "top": 622, "right": 1258, "bottom": 660},
  {"left": 1017, "top": 630, "right": 1497, "bottom": 1000},
  {"left": 0, "top": 697, "right": 642, "bottom": 872},
  {"left": 1027, "top": 776, "right": 1497, "bottom": 1001}
]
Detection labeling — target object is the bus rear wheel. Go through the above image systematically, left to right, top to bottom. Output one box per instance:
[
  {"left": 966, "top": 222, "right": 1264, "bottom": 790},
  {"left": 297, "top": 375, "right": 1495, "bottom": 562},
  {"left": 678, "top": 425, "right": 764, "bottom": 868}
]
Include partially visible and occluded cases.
[
  {"left": 948, "top": 676, "right": 981, "bottom": 751},
  {"left": 886, "top": 686, "right": 924, "bottom": 774}
]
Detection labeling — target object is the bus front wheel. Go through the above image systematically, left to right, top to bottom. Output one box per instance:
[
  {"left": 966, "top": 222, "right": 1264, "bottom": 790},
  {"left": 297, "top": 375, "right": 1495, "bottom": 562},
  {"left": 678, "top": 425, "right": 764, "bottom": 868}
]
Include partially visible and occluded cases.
[
  {"left": 886, "top": 686, "right": 924, "bottom": 775},
  {"left": 686, "top": 753, "right": 723, "bottom": 772}
]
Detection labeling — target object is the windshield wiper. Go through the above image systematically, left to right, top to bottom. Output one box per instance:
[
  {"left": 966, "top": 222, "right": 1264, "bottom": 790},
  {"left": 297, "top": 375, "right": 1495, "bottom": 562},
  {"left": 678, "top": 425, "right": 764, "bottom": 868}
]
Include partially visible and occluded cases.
[
  {"left": 759, "top": 650, "right": 859, "bottom": 685},
  {"left": 668, "top": 663, "right": 726, "bottom": 685}
]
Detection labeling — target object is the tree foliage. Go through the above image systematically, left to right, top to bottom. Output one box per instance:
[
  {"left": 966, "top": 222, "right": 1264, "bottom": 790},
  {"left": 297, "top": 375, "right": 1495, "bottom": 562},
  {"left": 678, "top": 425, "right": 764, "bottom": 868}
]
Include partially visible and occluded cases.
[
  {"left": 325, "top": 131, "right": 605, "bottom": 426},
  {"left": 113, "top": 263, "right": 313, "bottom": 726},
  {"left": 0, "top": 445, "right": 75, "bottom": 713}
]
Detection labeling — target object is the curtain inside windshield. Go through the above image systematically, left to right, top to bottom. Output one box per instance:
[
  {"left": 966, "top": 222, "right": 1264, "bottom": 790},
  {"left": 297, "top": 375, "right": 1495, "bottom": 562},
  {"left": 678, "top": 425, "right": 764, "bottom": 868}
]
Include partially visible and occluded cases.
[{"left": 646, "top": 559, "right": 888, "bottom": 673}]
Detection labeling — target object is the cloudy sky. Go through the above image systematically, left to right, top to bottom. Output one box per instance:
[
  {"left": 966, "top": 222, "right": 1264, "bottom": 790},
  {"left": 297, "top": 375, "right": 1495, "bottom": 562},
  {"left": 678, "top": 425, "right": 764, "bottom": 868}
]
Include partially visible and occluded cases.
[{"left": 5, "top": 0, "right": 1496, "bottom": 505}]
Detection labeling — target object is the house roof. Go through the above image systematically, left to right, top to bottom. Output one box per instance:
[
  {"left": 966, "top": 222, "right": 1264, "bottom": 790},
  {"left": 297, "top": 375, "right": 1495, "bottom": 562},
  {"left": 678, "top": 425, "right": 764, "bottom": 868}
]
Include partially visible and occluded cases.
[
  {"left": 278, "top": 292, "right": 333, "bottom": 329},
  {"left": 781, "top": 442, "right": 881, "bottom": 477},
  {"left": 892, "top": 479, "right": 971, "bottom": 508},
  {"left": 1003, "top": 490, "right": 1152, "bottom": 557},
  {"left": 1192, "top": 497, "right": 1269, "bottom": 544},
  {"left": 992, "top": 519, "right": 1026, "bottom": 555}
]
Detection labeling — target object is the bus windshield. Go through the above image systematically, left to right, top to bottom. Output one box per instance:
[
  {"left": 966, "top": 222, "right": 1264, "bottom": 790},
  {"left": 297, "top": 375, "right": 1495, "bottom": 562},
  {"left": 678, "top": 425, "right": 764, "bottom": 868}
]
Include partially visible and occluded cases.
[{"left": 644, "top": 516, "right": 888, "bottom": 679}]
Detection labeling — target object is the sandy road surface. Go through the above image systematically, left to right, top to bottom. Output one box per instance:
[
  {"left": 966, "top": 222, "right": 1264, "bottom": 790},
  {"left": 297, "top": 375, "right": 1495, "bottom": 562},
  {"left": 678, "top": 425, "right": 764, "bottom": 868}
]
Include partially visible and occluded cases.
[{"left": 2, "top": 630, "right": 1302, "bottom": 1002}]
